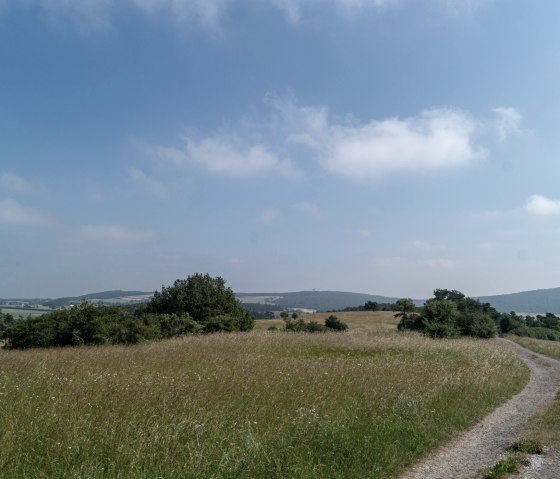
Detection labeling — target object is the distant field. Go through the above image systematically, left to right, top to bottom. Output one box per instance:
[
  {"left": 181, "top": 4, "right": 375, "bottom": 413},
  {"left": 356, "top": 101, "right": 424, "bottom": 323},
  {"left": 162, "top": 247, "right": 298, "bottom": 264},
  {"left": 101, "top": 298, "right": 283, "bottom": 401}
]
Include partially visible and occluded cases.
[
  {"left": 1, "top": 307, "right": 49, "bottom": 318},
  {"left": 254, "top": 310, "right": 398, "bottom": 332},
  {"left": 0, "top": 316, "right": 528, "bottom": 478}
]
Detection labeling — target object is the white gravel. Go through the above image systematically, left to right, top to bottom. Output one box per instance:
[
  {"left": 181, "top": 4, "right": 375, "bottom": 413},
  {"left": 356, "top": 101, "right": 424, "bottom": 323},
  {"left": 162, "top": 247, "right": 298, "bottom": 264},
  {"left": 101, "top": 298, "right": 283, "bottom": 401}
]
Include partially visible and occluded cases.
[{"left": 398, "top": 339, "right": 560, "bottom": 479}]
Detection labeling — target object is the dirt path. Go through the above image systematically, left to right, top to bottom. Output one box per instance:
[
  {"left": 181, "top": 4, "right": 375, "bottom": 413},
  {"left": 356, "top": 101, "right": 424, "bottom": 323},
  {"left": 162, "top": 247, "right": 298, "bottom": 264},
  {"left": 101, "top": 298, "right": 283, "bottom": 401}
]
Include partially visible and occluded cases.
[{"left": 398, "top": 339, "right": 560, "bottom": 479}]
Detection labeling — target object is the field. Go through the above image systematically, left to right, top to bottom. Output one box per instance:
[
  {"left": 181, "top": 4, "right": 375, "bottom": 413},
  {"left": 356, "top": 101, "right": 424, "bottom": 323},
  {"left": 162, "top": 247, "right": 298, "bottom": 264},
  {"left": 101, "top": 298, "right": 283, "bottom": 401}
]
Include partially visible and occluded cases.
[
  {"left": 1, "top": 307, "right": 51, "bottom": 318},
  {"left": 253, "top": 310, "right": 399, "bottom": 332},
  {"left": 0, "top": 313, "right": 529, "bottom": 478},
  {"left": 507, "top": 335, "right": 560, "bottom": 360}
]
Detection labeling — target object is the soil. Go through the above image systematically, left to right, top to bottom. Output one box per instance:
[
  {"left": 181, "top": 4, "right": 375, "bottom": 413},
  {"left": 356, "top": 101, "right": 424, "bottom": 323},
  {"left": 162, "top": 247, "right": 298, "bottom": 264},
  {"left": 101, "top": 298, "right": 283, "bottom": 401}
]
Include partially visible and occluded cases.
[{"left": 398, "top": 339, "right": 560, "bottom": 479}]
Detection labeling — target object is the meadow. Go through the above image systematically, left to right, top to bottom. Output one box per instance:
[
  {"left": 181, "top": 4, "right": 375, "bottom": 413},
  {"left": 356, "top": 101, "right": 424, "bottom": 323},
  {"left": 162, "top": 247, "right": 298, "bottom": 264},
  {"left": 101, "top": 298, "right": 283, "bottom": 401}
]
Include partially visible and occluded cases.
[
  {"left": 0, "top": 313, "right": 529, "bottom": 478},
  {"left": 507, "top": 335, "right": 560, "bottom": 360}
]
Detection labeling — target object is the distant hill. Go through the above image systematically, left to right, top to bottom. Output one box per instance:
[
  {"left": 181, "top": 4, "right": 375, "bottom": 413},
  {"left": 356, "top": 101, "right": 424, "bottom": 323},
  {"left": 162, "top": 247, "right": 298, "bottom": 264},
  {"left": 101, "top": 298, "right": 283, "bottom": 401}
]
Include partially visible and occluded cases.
[
  {"left": 6, "top": 286, "right": 560, "bottom": 315},
  {"left": 477, "top": 287, "right": 560, "bottom": 314},
  {"left": 43, "top": 290, "right": 153, "bottom": 308},
  {"left": 236, "top": 291, "right": 423, "bottom": 312}
]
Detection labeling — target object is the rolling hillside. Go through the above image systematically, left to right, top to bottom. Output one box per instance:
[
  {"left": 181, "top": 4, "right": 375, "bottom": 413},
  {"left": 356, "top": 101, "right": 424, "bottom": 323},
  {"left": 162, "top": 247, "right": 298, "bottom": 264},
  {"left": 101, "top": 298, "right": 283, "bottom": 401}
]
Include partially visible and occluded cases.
[{"left": 478, "top": 287, "right": 560, "bottom": 314}]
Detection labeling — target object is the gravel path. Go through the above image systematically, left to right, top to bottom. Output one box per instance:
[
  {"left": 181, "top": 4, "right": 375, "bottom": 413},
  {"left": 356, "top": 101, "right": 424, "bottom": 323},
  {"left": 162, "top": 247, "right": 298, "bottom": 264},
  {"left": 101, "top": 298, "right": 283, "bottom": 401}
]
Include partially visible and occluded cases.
[{"left": 398, "top": 339, "right": 560, "bottom": 479}]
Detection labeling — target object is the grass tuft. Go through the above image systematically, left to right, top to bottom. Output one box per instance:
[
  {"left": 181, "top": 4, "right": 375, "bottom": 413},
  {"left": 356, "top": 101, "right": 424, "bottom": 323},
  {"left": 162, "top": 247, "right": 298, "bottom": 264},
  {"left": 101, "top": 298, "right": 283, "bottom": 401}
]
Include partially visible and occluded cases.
[
  {"left": 506, "top": 440, "right": 543, "bottom": 455},
  {"left": 483, "top": 456, "right": 526, "bottom": 478}
]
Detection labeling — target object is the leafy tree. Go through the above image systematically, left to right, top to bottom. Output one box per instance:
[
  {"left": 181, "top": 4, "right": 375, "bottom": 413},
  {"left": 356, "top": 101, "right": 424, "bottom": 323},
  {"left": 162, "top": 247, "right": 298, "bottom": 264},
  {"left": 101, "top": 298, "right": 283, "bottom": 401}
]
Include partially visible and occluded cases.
[
  {"left": 146, "top": 273, "right": 254, "bottom": 332},
  {"left": 398, "top": 291, "right": 498, "bottom": 339},
  {"left": 395, "top": 299, "right": 420, "bottom": 331},
  {"left": 364, "top": 301, "right": 379, "bottom": 311},
  {"left": 0, "top": 312, "right": 17, "bottom": 340}
]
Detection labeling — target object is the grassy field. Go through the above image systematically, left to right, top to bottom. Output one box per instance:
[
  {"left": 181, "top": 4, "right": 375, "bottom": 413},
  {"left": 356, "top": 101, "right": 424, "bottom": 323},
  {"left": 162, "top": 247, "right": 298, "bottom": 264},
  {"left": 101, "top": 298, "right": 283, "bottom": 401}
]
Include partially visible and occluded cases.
[
  {"left": 1, "top": 307, "right": 50, "bottom": 318},
  {"left": 253, "top": 310, "right": 399, "bottom": 332},
  {"left": 0, "top": 314, "right": 529, "bottom": 478},
  {"left": 507, "top": 335, "right": 560, "bottom": 360}
]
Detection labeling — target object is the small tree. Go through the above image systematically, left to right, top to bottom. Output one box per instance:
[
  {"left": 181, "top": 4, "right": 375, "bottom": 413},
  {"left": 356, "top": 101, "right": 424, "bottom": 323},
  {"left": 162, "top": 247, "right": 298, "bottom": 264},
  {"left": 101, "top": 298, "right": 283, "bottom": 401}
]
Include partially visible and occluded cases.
[
  {"left": 146, "top": 273, "right": 254, "bottom": 332},
  {"left": 395, "top": 299, "right": 420, "bottom": 331}
]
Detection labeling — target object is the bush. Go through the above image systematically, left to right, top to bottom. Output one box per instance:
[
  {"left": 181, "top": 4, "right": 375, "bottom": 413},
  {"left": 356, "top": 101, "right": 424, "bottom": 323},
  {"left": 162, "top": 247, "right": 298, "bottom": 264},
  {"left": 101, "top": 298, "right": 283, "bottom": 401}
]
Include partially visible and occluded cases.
[
  {"left": 146, "top": 273, "right": 254, "bottom": 332},
  {"left": 398, "top": 290, "right": 497, "bottom": 339},
  {"left": 3, "top": 302, "right": 201, "bottom": 349},
  {"left": 324, "top": 315, "right": 348, "bottom": 331},
  {"left": 283, "top": 317, "right": 326, "bottom": 333}
]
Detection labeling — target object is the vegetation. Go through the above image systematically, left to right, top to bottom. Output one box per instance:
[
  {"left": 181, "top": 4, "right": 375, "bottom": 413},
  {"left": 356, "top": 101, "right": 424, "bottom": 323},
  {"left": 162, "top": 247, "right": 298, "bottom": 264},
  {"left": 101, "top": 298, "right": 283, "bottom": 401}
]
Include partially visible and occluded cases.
[
  {"left": 146, "top": 273, "right": 254, "bottom": 332},
  {"left": 2, "top": 274, "right": 254, "bottom": 349},
  {"left": 397, "top": 289, "right": 497, "bottom": 339},
  {"left": 2, "top": 302, "right": 199, "bottom": 349},
  {"left": 0, "top": 311, "right": 18, "bottom": 340},
  {"left": 500, "top": 312, "right": 560, "bottom": 341},
  {"left": 282, "top": 314, "right": 348, "bottom": 332},
  {"left": 0, "top": 323, "right": 528, "bottom": 478},
  {"left": 507, "top": 336, "right": 560, "bottom": 360},
  {"left": 483, "top": 456, "right": 525, "bottom": 479}
]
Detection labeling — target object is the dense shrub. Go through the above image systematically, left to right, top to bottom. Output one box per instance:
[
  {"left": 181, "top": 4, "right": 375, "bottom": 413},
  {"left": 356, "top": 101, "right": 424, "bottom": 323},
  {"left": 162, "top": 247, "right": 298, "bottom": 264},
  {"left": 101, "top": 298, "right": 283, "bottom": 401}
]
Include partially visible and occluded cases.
[
  {"left": 146, "top": 273, "right": 254, "bottom": 332},
  {"left": 398, "top": 290, "right": 497, "bottom": 339},
  {"left": 2, "top": 302, "right": 200, "bottom": 349},
  {"left": 0, "top": 312, "right": 18, "bottom": 340},
  {"left": 283, "top": 315, "right": 349, "bottom": 333},
  {"left": 324, "top": 315, "right": 348, "bottom": 331},
  {"left": 510, "top": 326, "right": 560, "bottom": 341}
]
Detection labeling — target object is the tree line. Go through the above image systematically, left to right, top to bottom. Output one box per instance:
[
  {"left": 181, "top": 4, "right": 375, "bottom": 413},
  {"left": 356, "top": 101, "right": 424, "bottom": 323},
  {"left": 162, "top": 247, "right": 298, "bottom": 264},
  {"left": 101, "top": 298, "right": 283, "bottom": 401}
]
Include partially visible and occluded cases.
[
  {"left": 1, "top": 273, "right": 254, "bottom": 349},
  {"left": 395, "top": 289, "right": 560, "bottom": 340}
]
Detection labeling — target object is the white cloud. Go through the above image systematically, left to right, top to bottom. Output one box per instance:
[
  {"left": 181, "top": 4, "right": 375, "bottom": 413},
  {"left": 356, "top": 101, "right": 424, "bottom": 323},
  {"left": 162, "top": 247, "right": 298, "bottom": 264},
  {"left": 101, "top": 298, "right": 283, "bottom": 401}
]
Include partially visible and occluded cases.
[
  {"left": 0, "top": 0, "right": 494, "bottom": 33},
  {"left": 151, "top": 98, "right": 517, "bottom": 181},
  {"left": 273, "top": 98, "right": 488, "bottom": 179},
  {"left": 492, "top": 107, "right": 522, "bottom": 141},
  {"left": 183, "top": 135, "right": 301, "bottom": 177},
  {"left": 152, "top": 145, "right": 188, "bottom": 166},
  {"left": 129, "top": 168, "right": 168, "bottom": 199},
  {"left": 0, "top": 172, "right": 34, "bottom": 194},
  {"left": 525, "top": 194, "right": 560, "bottom": 216},
  {"left": 0, "top": 198, "right": 50, "bottom": 225},
  {"left": 77, "top": 224, "right": 159, "bottom": 242}
]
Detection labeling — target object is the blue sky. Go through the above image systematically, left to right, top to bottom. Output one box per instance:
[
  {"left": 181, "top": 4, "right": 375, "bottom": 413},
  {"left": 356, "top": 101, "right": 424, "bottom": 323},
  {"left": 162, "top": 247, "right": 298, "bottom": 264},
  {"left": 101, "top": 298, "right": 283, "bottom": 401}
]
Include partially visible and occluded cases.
[{"left": 1, "top": 0, "right": 560, "bottom": 299}]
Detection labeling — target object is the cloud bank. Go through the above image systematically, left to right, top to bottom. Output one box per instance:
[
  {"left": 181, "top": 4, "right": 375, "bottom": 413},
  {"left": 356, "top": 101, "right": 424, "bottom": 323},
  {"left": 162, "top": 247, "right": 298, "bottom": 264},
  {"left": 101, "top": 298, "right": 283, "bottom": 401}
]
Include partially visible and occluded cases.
[
  {"left": 0, "top": 0, "right": 494, "bottom": 32},
  {"left": 150, "top": 98, "right": 520, "bottom": 181},
  {"left": 525, "top": 194, "right": 560, "bottom": 216},
  {"left": 0, "top": 198, "right": 50, "bottom": 225}
]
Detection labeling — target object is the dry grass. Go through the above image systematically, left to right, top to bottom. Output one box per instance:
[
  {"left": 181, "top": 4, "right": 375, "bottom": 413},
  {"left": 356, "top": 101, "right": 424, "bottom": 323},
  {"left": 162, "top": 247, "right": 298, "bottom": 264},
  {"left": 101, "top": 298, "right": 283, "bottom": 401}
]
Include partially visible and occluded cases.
[
  {"left": 254, "top": 310, "right": 399, "bottom": 332},
  {"left": 0, "top": 327, "right": 528, "bottom": 478},
  {"left": 506, "top": 335, "right": 560, "bottom": 361}
]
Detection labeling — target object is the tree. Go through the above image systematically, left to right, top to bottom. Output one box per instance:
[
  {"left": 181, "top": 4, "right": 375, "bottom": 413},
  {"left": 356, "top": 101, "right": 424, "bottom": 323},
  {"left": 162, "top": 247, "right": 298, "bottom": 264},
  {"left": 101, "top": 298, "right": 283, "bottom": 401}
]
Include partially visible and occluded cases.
[
  {"left": 146, "top": 273, "right": 254, "bottom": 332},
  {"left": 398, "top": 290, "right": 498, "bottom": 339},
  {"left": 395, "top": 299, "right": 420, "bottom": 331},
  {"left": 364, "top": 301, "right": 379, "bottom": 311}
]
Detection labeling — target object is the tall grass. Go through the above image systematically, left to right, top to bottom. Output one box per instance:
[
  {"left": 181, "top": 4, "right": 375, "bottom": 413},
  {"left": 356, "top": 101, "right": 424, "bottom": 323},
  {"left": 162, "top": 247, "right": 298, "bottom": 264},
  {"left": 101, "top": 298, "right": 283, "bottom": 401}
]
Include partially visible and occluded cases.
[
  {"left": 0, "top": 328, "right": 528, "bottom": 478},
  {"left": 507, "top": 335, "right": 560, "bottom": 360}
]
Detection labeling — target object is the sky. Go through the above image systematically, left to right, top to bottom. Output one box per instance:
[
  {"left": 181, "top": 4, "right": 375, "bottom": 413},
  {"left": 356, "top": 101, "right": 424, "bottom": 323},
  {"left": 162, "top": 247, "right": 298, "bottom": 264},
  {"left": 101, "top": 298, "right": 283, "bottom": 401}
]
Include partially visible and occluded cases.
[{"left": 1, "top": 0, "right": 560, "bottom": 299}]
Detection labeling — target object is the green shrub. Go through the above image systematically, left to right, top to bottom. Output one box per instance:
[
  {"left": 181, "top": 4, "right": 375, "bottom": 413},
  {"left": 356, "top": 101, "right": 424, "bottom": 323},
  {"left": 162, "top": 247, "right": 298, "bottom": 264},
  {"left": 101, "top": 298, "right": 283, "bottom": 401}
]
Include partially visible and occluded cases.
[
  {"left": 146, "top": 273, "right": 254, "bottom": 332},
  {"left": 398, "top": 290, "right": 497, "bottom": 339},
  {"left": 324, "top": 315, "right": 348, "bottom": 331},
  {"left": 283, "top": 317, "right": 326, "bottom": 333}
]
